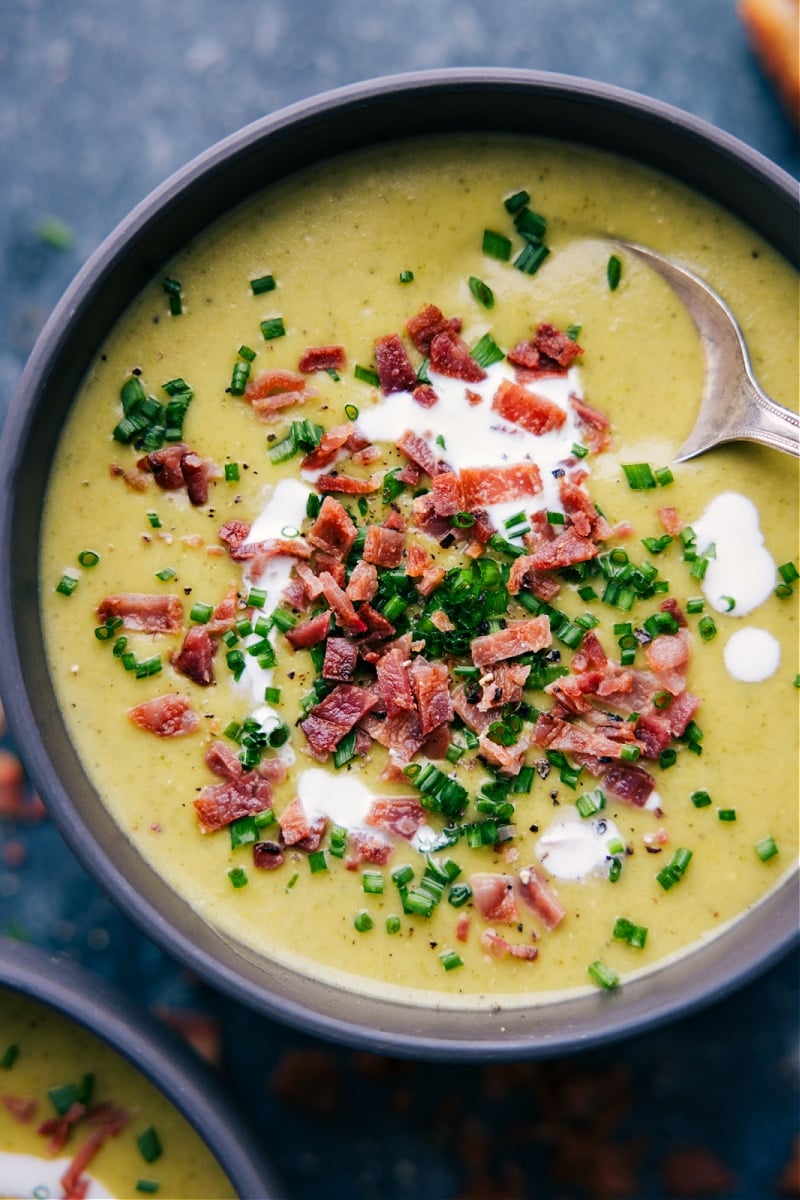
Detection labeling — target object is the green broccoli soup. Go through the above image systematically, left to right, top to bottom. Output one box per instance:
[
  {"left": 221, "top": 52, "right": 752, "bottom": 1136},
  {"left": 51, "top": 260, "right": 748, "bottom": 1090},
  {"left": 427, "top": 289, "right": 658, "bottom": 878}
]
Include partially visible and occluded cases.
[
  {"left": 40, "top": 135, "right": 798, "bottom": 1005},
  {"left": 0, "top": 988, "right": 236, "bottom": 1198}
]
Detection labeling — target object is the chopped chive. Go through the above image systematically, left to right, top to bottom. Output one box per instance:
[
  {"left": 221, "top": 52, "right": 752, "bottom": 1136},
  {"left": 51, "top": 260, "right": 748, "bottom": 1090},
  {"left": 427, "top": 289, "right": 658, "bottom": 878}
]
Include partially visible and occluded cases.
[
  {"left": 504, "top": 189, "right": 530, "bottom": 213},
  {"left": 514, "top": 207, "right": 548, "bottom": 240},
  {"left": 482, "top": 229, "right": 512, "bottom": 261},
  {"left": 514, "top": 241, "right": 550, "bottom": 275},
  {"left": 607, "top": 255, "right": 622, "bottom": 291},
  {"left": 399, "top": 269, "right": 414, "bottom": 283},
  {"left": 250, "top": 273, "right": 276, "bottom": 295},
  {"left": 468, "top": 275, "right": 494, "bottom": 309},
  {"left": 162, "top": 277, "right": 183, "bottom": 315},
  {"left": 260, "top": 317, "right": 285, "bottom": 341},
  {"left": 566, "top": 323, "right": 582, "bottom": 340},
  {"left": 470, "top": 331, "right": 505, "bottom": 367},
  {"left": 238, "top": 344, "right": 256, "bottom": 362},
  {"left": 230, "top": 360, "right": 251, "bottom": 395},
  {"left": 354, "top": 364, "right": 380, "bottom": 387},
  {"left": 344, "top": 403, "right": 359, "bottom": 421},
  {"left": 571, "top": 442, "right": 589, "bottom": 459},
  {"left": 224, "top": 462, "right": 240, "bottom": 482},
  {"left": 622, "top": 463, "right": 657, "bottom": 490},
  {"left": 654, "top": 466, "right": 674, "bottom": 486},
  {"left": 146, "top": 510, "right": 162, "bottom": 529},
  {"left": 77, "top": 549, "right": 100, "bottom": 567},
  {"left": 778, "top": 561, "right": 799, "bottom": 583},
  {"left": 155, "top": 567, "right": 176, "bottom": 581},
  {"left": 56, "top": 572, "right": 79, "bottom": 596},
  {"left": 247, "top": 587, "right": 267, "bottom": 609},
  {"left": 686, "top": 597, "right": 704, "bottom": 614},
  {"left": 189, "top": 601, "right": 213, "bottom": 624},
  {"left": 698, "top": 616, "right": 717, "bottom": 641},
  {"left": 135, "top": 655, "right": 162, "bottom": 679},
  {"left": 264, "top": 686, "right": 281, "bottom": 705},
  {"left": 333, "top": 728, "right": 357, "bottom": 769},
  {"left": 691, "top": 789, "right": 712, "bottom": 808},
  {"left": 718, "top": 808, "right": 737, "bottom": 822},
  {"left": 229, "top": 815, "right": 258, "bottom": 850},
  {"left": 755, "top": 835, "right": 778, "bottom": 862},
  {"left": 308, "top": 850, "right": 328, "bottom": 874},
  {"left": 608, "top": 858, "right": 623, "bottom": 883},
  {"left": 227, "top": 866, "right": 248, "bottom": 889},
  {"left": 362, "top": 870, "right": 385, "bottom": 895},
  {"left": 285, "top": 872, "right": 299, "bottom": 891},
  {"left": 447, "top": 882, "right": 472, "bottom": 907},
  {"left": 354, "top": 910, "right": 373, "bottom": 932},
  {"left": 386, "top": 915, "right": 402, "bottom": 934},
  {"left": 439, "top": 950, "right": 464, "bottom": 971},
  {"left": 588, "top": 960, "right": 619, "bottom": 990},
  {"left": 48, "top": 1082, "right": 79, "bottom": 1114},
  {"left": 137, "top": 1126, "right": 163, "bottom": 1164},
  {"left": 136, "top": 1183, "right": 160, "bottom": 1195}
]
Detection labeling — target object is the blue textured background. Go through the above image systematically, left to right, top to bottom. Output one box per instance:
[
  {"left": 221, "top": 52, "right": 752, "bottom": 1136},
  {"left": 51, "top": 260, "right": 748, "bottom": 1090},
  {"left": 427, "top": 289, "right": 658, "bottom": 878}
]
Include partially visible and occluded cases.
[{"left": 0, "top": 2, "right": 798, "bottom": 1197}]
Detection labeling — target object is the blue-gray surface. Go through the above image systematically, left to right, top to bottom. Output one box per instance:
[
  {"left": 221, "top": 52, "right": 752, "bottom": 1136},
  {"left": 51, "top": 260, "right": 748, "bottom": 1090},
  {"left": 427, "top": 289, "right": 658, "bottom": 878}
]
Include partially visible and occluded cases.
[{"left": 0, "top": 2, "right": 798, "bottom": 1198}]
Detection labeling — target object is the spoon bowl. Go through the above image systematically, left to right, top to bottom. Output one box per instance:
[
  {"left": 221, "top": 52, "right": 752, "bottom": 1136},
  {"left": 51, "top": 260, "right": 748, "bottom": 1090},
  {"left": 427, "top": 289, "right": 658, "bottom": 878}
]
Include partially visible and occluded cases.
[{"left": 617, "top": 241, "right": 800, "bottom": 461}]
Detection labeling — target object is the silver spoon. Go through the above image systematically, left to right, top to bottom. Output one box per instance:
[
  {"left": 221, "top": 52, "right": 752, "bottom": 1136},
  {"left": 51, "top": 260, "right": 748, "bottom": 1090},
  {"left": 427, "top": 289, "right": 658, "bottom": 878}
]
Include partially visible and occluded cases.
[{"left": 616, "top": 240, "right": 800, "bottom": 462}]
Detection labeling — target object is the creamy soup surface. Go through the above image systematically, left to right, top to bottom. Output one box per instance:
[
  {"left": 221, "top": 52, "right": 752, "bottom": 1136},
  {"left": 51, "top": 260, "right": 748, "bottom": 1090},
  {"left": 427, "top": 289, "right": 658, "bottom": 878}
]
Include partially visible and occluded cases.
[
  {"left": 41, "top": 136, "right": 798, "bottom": 1006},
  {"left": 0, "top": 987, "right": 235, "bottom": 1198}
]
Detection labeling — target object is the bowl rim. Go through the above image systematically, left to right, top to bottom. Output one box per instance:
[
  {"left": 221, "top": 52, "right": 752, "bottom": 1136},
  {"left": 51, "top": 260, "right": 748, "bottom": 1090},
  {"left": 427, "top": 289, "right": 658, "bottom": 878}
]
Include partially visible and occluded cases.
[
  {"left": 0, "top": 68, "right": 797, "bottom": 1060},
  {"left": 0, "top": 936, "right": 282, "bottom": 1195}
]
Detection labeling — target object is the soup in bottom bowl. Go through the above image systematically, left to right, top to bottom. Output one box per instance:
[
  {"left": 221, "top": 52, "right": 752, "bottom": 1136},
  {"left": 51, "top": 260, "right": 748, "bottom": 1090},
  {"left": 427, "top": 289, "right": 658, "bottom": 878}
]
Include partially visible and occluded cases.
[
  {"left": 32, "top": 133, "right": 800, "bottom": 1019},
  {"left": 0, "top": 986, "right": 237, "bottom": 1199}
]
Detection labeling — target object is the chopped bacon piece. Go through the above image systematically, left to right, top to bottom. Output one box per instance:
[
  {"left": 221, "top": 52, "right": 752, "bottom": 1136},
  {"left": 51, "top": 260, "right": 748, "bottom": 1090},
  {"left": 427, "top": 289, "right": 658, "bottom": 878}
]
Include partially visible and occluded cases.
[
  {"left": 406, "top": 303, "right": 462, "bottom": 356},
  {"left": 534, "top": 321, "right": 584, "bottom": 367},
  {"left": 429, "top": 329, "right": 487, "bottom": 382},
  {"left": 374, "top": 333, "right": 418, "bottom": 394},
  {"left": 298, "top": 345, "right": 346, "bottom": 373},
  {"left": 245, "top": 369, "right": 308, "bottom": 418},
  {"left": 492, "top": 378, "right": 567, "bottom": 435},
  {"left": 413, "top": 383, "right": 438, "bottom": 408},
  {"left": 569, "top": 392, "right": 611, "bottom": 452},
  {"left": 301, "top": 422, "right": 355, "bottom": 470},
  {"left": 398, "top": 429, "right": 447, "bottom": 479},
  {"left": 140, "top": 442, "right": 187, "bottom": 489},
  {"left": 180, "top": 451, "right": 219, "bottom": 506},
  {"left": 397, "top": 460, "right": 422, "bottom": 487},
  {"left": 433, "top": 463, "right": 542, "bottom": 516},
  {"left": 316, "top": 471, "right": 379, "bottom": 495},
  {"left": 559, "top": 475, "right": 612, "bottom": 541},
  {"left": 410, "top": 492, "right": 453, "bottom": 540},
  {"left": 308, "top": 495, "right": 358, "bottom": 559},
  {"left": 658, "top": 505, "right": 683, "bottom": 535},
  {"left": 217, "top": 519, "right": 251, "bottom": 559},
  {"left": 363, "top": 524, "right": 405, "bottom": 568},
  {"left": 528, "top": 528, "right": 599, "bottom": 571},
  {"left": 405, "top": 541, "right": 435, "bottom": 577},
  {"left": 311, "top": 551, "right": 346, "bottom": 587},
  {"left": 507, "top": 555, "right": 562, "bottom": 602},
  {"left": 346, "top": 559, "right": 378, "bottom": 602},
  {"left": 294, "top": 560, "right": 325, "bottom": 603},
  {"left": 417, "top": 565, "right": 446, "bottom": 596},
  {"left": 318, "top": 570, "right": 367, "bottom": 633},
  {"left": 206, "top": 582, "right": 239, "bottom": 634},
  {"left": 97, "top": 593, "right": 183, "bottom": 633},
  {"left": 660, "top": 596, "right": 687, "bottom": 628},
  {"left": 357, "top": 603, "right": 396, "bottom": 641},
  {"left": 429, "top": 608, "right": 454, "bottom": 632},
  {"left": 285, "top": 609, "right": 332, "bottom": 649},
  {"left": 472, "top": 615, "right": 551, "bottom": 668},
  {"left": 173, "top": 625, "right": 216, "bottom": 686},
  {"left": 645, "top": 628, "right": 691, "bottom": 695},
  {"left": 571, "top": 629, "right": 609, "bottom": 673},
  {"left": 322, "top": 636, "right": 359, "bottom": 682},
  {"left": 376, "top": 646, "right": 415, "bottom": 718},
  {"left": 409, "top": 656, "right": 454, "bottom": 734},
  {"left": 476, "top": 661, "right": 531, "bottom": 711},
  {"left": 450, "top": 683, "right": 494, "bottom": 735},
  {"left": 300, "top": 684, "right": 378, "bottom": 755},
  {"left": 127, "top": 694, "right": 199, "bottom": 737},
  {"left": 360, "top": 710, "right": 427, "bottom": 761},
  {"left": 533, "top": 711, "right": 631, "bottom": 760},
  {"left": 478, "top": 728, "right": 532, "bottom": 776},
  {"left": 205, "top": 740, "right": 243, "bottom": 780},
  {"left": 600, "top": 760, "right": 656, "bottom": 807},
  {"left": 194, "top": 771, "right": 273, "bottom": 833},
  {"left": 366, "top": 795, "right": 425, "bottom": 839},
  {"left": 278, "top": 797, "right": 327, "bottom": 849},
  {"left": 348, "top": 830, "right": 394, "bottom": 866},
  {"left": 253, "top": 840, "right": 285, "bottom": 870},
  {"left": 517, "top": 865, "right": 566, "bottom": 930},
  {"left": 471, "top": 873, "right": 519, "bottom": 923},
  {"left": 456, "top": 912, "right": 471, "bottom": 942},
  {"left": 480, "top": 929, "right": 539, "bottom": 961},
  {"left": 2, "top": 1093, "right": 37, "bottom": 1122},
  {"left": 39, "top": 1101, "right": 85, "bottom": 1155}
]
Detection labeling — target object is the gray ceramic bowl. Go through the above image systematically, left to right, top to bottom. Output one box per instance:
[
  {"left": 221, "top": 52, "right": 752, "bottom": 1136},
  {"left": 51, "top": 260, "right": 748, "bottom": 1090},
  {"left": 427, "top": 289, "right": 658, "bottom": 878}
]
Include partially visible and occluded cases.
[
  {"left": 0, "top": 69, "right": 797, "bottom": 1059},
  {"left": 0, "top": 936, "right": 281, "bottom": 1196}
]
